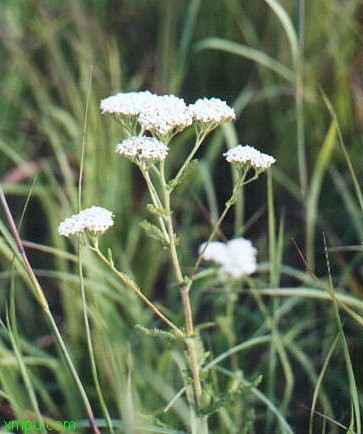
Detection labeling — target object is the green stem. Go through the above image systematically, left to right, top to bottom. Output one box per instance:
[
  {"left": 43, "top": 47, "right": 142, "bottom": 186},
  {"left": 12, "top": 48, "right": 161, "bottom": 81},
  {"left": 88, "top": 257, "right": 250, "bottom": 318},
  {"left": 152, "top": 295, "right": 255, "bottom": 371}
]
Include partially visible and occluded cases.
[
  {"left": 296, "top": 0, "right": 307, "bottom": 199},
  {"left": 169, "top": 129, "right": 207, "bottom": 191},
  {"left": 159, "top": 162, "right": 207, "bottom": 433},
  {"left": 140, "top": 166, "right": 170, "bottom": 243},
  {"left": 192, "top": 170, "right": 256, "bottom": 275},
  {"left": 0, "top": 187, "right": 100, "bottom": 434},
  {"left": 91, "top": 244, "right": 183, "bottom": 337},
  {"left": 78, "top": 245, "right": 114, "bottom": 434},
  {"left": 45, "top": 312, "right": 101, "bottom": 434}
]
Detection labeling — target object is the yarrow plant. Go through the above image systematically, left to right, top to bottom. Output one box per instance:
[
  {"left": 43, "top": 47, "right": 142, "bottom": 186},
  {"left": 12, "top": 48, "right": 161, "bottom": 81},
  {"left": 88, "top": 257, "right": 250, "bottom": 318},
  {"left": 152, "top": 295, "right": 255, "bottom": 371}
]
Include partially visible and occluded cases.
[
  {"left": 55, "top": 89, "right": 276, "bottom": 433},
  {"left": 116, "top": 136, "right": 169, "bottom": 163},
  {"left": 224, "top": 144, "right": 275, "bottom": 171},
  {"left": 58, "top": 206, "right": 114, "bottom": 238}
]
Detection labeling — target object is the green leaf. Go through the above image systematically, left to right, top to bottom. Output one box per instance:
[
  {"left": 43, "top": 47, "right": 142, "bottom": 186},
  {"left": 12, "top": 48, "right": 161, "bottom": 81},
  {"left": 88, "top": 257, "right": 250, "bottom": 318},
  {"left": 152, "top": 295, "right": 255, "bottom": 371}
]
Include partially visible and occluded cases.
[
  {"left": 195, "top": 37, "right": 294, "bottom": 82},
  {"left": 306, "top": 121, "right": 336, "bottom": 266},
  {"left": 169, "top": 159, "right": 199, "bottom": 190},
  {"left": 146, "top": 204, "right": 169, "bottom": 217},
  {"left": 140, "top": 220, "right": 167, "bottom": 244},
  {"left": 135, "top": 324, "right": 184, "bottom": 341},
  {"left": 199, "top": 375, "right": 262, "bottom": 417}
]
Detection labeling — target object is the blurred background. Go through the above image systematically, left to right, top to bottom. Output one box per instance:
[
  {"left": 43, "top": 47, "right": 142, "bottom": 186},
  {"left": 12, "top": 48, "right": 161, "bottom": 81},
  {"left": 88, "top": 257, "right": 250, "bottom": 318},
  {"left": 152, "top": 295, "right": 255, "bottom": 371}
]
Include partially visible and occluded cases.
[{"left": 0, "top": 1, "right": 362, "bottom": 433}]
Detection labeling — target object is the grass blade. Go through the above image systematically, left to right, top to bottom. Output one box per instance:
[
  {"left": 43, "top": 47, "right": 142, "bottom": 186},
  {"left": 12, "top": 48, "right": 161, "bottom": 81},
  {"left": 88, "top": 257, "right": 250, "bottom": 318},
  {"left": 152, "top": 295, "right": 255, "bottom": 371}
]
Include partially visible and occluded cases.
[{"left": 195, "top": 37, "right": 294, "bottom": 82}]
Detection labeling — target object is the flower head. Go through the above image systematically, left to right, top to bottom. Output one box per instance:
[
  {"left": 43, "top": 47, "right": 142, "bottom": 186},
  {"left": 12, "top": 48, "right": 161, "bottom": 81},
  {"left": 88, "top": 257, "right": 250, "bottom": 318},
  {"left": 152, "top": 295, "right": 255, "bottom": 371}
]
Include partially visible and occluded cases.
[
  {"left": 100, "top": 91, "right": 155, "bottom": 118},
  {"left": 101, "top": 91, "right": 192, "bottom": 138},
  {"left": 138, "top": 94, "right": 192, "bottom": 137},
  {"left": 189, "top": 97, "right": 235, "bottom": 126},
  {"left": 116, "top": 136, "right": 168, "bottom": 162},
  {"left": 223, "top": 145, "right": 275, "bottom": 171},
  {"left": 58, "top": 206, "right": 114, "bottom": 238},
  {"left": 199, "top": 237, "right": 257, "bottom": 278}
]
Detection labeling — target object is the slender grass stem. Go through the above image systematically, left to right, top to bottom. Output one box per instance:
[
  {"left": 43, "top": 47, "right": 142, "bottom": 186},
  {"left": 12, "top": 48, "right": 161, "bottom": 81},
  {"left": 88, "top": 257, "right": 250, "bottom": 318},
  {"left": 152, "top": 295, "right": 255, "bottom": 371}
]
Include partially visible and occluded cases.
[
  {"left": 296, "top": 0, "right": 307, "bottom": 199},
  {"left": 78, "top": 67, "right": 114, "bottom": 434},
  {"left": 0, "top": 187, "right": 100, "bottom": 434},
  {"left": 79, "top": 245, "right": 114, "bottom": 434}
]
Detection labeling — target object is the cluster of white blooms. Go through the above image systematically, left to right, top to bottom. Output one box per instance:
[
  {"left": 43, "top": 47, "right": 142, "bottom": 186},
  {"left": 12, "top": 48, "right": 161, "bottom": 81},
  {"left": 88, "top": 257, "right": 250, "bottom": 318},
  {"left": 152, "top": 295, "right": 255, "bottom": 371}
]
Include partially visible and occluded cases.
[
  {"left": 100, "top": 90, "right": 155, "bottom": 118},
  {"left": 100, "top": 91, "right": 236, "bottom": 137},
  {"left": 101, "top": 91, "right": 193, "bottom": 137},
  {"left": 138, "top": 94, "right": 193, "bottom": 137},
  {"left": 189, "top": 97, "right": 236, "bottom": 126},
  {"left": 116, "top": 136, "right": 168, "bottom": 162},
  {"left": 224, "top": 145, "right": 275, "bottom": 170},
  {"left": 58, "top": 206, "right": 114, "bottom": 238},
  {"left": 199, "top": 237, "right": 257, "bottom": 277}
]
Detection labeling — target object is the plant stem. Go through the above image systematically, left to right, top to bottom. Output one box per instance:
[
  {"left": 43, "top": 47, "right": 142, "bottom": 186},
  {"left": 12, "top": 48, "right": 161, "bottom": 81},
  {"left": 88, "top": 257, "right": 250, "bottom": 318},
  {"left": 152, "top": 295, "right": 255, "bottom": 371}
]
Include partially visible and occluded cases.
[
  {"left": 296, "top": 0, "right": 307, "bottom": 199},
  {"left": 77, "top": 67, "right": 113, "bottom": 434},
  {"left": 169, "top": 129, "right": 207, "bottom": 191},
  {"left": 159, "top": 162, "right": 207, "bottom": 433},
  {"left": 140, "top": 167, "right": 170, "bottom": 243},
  {"left": 192, "top": 170, "right": 253, "bottom": 275},
  {"left": 0, "top": 187, "right": 100, "bottom": 434},
  {"left": 192, "top": 200, "right": 232, "bottom": 275},
  {"left": 91, "top": 244, "right": 184, "bottom": 337},
  {"left": 78, "top": 245, "right": 114, "bottom": 434},
  {"left": 45, "top": 312, "right": 101, "bottom": 434}
]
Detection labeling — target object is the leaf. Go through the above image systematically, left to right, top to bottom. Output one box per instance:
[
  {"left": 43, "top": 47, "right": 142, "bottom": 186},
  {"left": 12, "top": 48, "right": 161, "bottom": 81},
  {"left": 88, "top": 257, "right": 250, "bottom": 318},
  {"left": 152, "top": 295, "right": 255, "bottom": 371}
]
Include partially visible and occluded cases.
[
  {"left": 263, "top": 0, "right": 298, "bottom": 66},
  {"left": 195, "top": 38, "right": 294, "bottom": 82},
  {"left": 306, "top": 121, "right": 336, "bottom": 266},
  {"left": 169, "top": 159, "right": 199, "bottom": 190},
  {"left": 146, "top": 204, "right": 169, "bottom": 217},
  {"left": 139, "top": 220, "right": 167, "bottom": 244},
  {"left": 135, "top": 324, "right": 183, "bottom": 341},
  {"left": 199, "top": 375, "right": 262, "bottom": 417}
]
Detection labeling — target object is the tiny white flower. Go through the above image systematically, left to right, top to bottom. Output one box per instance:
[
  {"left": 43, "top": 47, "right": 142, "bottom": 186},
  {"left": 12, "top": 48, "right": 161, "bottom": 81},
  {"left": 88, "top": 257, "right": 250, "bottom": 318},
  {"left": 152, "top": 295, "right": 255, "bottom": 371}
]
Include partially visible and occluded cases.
[
  {"left": 100, "top": 91, "right": 156, "bottom": 118},
  {"left": 138, "top": 94, "right": 192, "bottom": 137},
  {"left": 189, "top": 97, "right": 235, "bottom": 126},
  {"left": 116, "top": 136, "right": 168, "bottom": 162},
  {"left": 115, "top": 137, "right": 139, "bottom": 159},
  {"left": 223, "top": 145, "right": 276, "bottom": 171},
  {"left": 58, "top": 206, "right": 114, "bottom": 237},
  {"left": 199, "top": 237, "right": 257, "bottom": 278},
  {"left": 199, "top": 241, "right": 230, "bottom": 264}
]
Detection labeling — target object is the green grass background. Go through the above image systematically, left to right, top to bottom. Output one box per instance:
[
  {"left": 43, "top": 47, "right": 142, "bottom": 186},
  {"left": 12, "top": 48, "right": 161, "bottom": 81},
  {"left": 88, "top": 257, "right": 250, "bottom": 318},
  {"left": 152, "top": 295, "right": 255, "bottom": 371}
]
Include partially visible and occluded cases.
[{"left": 0, "top": 0, "right": 362, "bottom": 433}]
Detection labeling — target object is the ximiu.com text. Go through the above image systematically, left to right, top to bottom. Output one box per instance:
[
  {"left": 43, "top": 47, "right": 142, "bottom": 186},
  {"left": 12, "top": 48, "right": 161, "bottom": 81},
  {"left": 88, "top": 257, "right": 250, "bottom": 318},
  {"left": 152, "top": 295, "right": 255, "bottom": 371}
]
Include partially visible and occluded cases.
[{"left": 3, "top": 420, "right": 75, "bottom": 432}]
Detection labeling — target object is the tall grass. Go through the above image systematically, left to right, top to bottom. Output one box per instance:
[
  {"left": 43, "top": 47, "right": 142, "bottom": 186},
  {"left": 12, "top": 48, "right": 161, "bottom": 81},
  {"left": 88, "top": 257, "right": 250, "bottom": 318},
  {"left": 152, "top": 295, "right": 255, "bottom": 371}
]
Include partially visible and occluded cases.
[{"left": 0, "top": 1, "right": 362, "bottom": 433}]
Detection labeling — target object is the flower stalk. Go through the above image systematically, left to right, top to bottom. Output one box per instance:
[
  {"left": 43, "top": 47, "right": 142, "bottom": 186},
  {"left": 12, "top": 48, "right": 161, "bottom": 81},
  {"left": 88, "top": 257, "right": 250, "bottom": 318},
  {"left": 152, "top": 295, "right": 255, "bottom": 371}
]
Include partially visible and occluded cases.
[
  {"left": 158, "top": 160, "right": 207, "bottom": 432},
  {"left": 0, "top": 187, "right": 100, "bottom": 434},
  {"left": 90, "top": 241, "right": 184, "bottom": 338}
]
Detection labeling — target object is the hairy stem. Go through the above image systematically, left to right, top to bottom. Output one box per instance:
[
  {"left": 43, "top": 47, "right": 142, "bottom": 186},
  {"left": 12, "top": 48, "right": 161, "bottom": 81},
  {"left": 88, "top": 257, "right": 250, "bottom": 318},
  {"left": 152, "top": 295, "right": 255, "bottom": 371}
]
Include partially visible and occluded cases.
[
  {"left": 169, "top": 129, "right": 207, "bottom": 191},
  {"left": 159, "top": 162, "right": 207, "bottom": 432},
  {"left": 140, "top": 166, "right": 170, "bottom": 243},
  {"left": 91, "top": 244, "right": 183, "bottom": 337}
]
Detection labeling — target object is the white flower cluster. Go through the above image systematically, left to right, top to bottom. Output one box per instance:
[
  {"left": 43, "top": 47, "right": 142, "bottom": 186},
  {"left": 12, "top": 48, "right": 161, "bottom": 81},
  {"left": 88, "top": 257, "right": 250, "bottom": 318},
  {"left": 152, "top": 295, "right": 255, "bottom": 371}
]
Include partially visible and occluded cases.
[
  {"left": 100, "top": 90, "right": 155, "bottom": 118},
  {"left": 100, "top": 91, "right": 235, "bottom": 137},
  {"left": 100, "top": 91, "right": 192, "bottom": 137},
  {"left": 138, "top": 94, "right": 193, "bottom": 137},
  {"left": 189, "top": 97, "right": 236, "bottom": 126},
  {"left": 116, "top": 136, "right": 168, "bottom": 162},
  {"left": 224, "top": 145, "right": 275, "bottom": 170},
  {"left": 58, "top": 206, "right": 114, "bottom": 238},
  {"left": 199, "top": 237, "right": 257, "bottom": 278}
]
